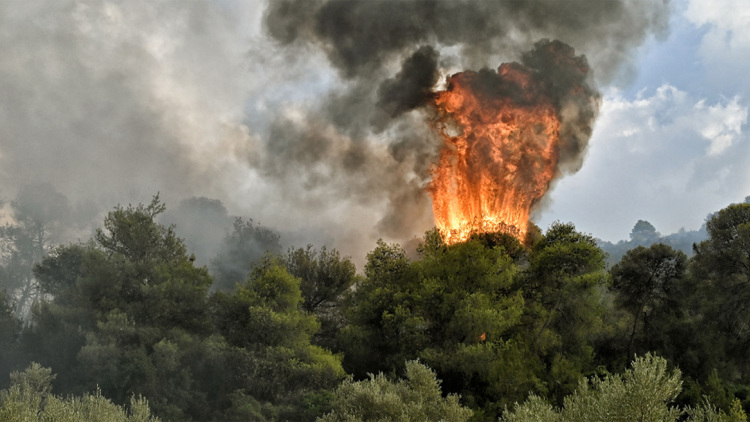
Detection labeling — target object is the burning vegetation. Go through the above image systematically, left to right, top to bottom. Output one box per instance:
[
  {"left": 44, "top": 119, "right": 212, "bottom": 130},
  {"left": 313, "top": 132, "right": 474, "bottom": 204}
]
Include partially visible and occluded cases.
[{"left": 429, "top": 40, "right": 600, "bottom": 245}]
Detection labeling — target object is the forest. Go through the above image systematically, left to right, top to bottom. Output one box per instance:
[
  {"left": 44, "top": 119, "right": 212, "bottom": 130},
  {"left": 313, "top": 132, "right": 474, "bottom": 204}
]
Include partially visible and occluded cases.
[{"left": 1, "top": 191, "right": 750, "bottom": 422}]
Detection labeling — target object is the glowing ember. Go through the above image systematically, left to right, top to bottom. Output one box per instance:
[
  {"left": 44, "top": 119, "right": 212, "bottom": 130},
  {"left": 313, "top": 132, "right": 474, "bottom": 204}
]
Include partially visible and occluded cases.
[{"left": 428, "top": 40, "right": 598, "bottom": 245}]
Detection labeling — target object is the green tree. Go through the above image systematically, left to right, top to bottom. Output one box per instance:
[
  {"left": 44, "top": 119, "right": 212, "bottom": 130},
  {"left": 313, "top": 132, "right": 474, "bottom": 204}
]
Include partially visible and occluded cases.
[
  {"left": 24, "top": 196, "right": 215, "bottom": 420},
  {"left": 24, "top": 196, "right": 345, "bottom": 420},
  {"left": 83, "top": 196, "right": 213, "bottom": 334},
  {"left": 691, "top": 203, "right": 750, "bottom": 380},
  {"left": 517, "top": 222, "right": 610, "bottom": 402},
  {"left": 340, "top": 235, "right": 527, "bottom": 418},
  {"left": 412, "top": 236, "right": 524, "bottom": 415},
  {"left": 338, "top": 240, "right": 421, "bottom": 378},
  {"left": 23, "top": 243, "right": 92, "bottom": 394},
  {"left": 611, "top": 243, "right": 688, "bottom": 360},
  {"left": 283, "top": 245, "right": 358, "bottom": 350},
  {"left": 284, "top": 245, "right": 356, "bottom": 315},
  {"left": 211, "top": 259, "right": 346, "bottom": 421},
  {"left": 318, "top": 360, "right": 472, "bottom": 422}
]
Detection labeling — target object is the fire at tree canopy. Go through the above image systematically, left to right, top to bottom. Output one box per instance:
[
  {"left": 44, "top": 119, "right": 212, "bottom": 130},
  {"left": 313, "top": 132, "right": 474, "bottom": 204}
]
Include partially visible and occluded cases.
[{"left": 428, "top": 40, "right": 600, "bottom": 245}]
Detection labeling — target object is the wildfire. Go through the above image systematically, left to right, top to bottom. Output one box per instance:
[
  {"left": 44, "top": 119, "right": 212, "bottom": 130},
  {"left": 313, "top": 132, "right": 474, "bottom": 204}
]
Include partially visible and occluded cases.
[{"left": 428, "top": 40, "right": 597, "bottom": 245}]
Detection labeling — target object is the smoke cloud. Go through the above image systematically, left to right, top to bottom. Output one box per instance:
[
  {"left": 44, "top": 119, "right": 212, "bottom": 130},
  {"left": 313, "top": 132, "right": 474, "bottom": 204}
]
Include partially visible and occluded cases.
[
  {"left": 0, "top": 0, "right": 670, "bottom": 265},
  {"left": 258, "top": 0, "right": 669, "bottom": 254},
  {"left": 265, "top": 0, "right": 670, "bottom": 83}
]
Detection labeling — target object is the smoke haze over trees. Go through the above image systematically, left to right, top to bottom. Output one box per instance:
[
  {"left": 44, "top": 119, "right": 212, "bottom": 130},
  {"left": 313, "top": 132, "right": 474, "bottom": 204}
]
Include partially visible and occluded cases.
[
  {"left": 0, "top": 0, "right": 671, "bottom": 261},
  {"left": 2, "top": 0, "right": 750, "bottom": 421}
]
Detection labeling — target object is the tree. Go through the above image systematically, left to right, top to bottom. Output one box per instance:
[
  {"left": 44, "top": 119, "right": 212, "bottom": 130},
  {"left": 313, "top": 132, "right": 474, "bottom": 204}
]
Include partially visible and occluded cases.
[
  {"left": 0, "top": 184, "right": 71, "bottom": 318},
  {"left": 95, "top": 195, "right": 182, "bottom": 265},
  {"left": 24, "top": 196, "right": 216, "bottom": 420},
  {"left": 25, "top": 196, "right": 347, "bottom": 420},
  {"left": 83, "top": 196, "right": 213, "bottom": 333},
  {"left": 160, "top": 196, "right": 232, "bottom": 267},
  {"left": 690, "top": 203, "right": 750, "bottom": 380},
  {"left": 210, "top": 217, "right": 281, "bottom": 290},
  {"left": 630, "top": 220, "right": 661, "bottom": 245},
  {"left": 517, "top": 222, "right": 610, "bottom": 402},
  {"left": 339, "top": 226, "right": 612, "bottom": 418},
  {"left": 468, "top": 230, "right": 527, "bottom": 262},
  {"left": 340, "top": 235, "right": 527, "bottom": 418},
  {"left": 411, "top": 236, "right": 524, "bottom": 415},
  {"left": 338, "top": 240, "right": 421, "bottom": 378},
  {"left": 23, "top": 243, "right": 94, "bottom": 394},
  {"left": 34, "top": 243, "right": 87, "bottom": 302},
  {"left": 611, "top": 243, "right": 688, "bottom": 360},
  {"left": 282, "top": 245, "right": 357, "bottom": 350},
  {"left": 284, "top": 245, "right": 356, "bottom": 315},
  {"left": 212, "top": 258, "right": 344, "bottom": 420},
  {"left": 211, "top": 259, "right": 346, "bottom": 421},
  {"left": 0, "top": 290, "right": 21, "bottom": 382},
  {"left": 318, "top": 360, "right": 472, "bottom": 422},
  {"left": 0, "top": 363, "right": 160, "bottom": 422}
]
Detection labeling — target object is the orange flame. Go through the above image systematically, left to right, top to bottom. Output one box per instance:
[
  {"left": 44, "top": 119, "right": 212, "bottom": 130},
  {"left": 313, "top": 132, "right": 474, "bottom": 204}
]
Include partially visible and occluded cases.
[{"left": 429, "top": 63, "right": 561, "bottom": 245}]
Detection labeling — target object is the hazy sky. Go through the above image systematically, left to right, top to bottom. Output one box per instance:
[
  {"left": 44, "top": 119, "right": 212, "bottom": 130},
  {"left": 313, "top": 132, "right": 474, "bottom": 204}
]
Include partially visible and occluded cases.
[{"left": 0, "top": 0, "right": 747, "bottom": 260}]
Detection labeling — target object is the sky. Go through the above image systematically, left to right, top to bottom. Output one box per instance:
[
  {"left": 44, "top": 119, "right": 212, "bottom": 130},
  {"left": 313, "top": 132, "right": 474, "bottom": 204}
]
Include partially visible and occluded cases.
[
  {"left": 0, "top": 0, "right": 747, "bottom": 262},
  {"left": 537, "top": 0, "right": 750, "bottom": 241}
]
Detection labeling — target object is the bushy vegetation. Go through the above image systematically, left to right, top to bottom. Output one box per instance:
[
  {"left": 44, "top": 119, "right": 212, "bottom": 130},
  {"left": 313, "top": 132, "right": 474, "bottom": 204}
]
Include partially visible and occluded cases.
[
  {"left": 1, "top": 194, "right": 750, "bottom": 421},
  {"left": 501, "top": 354, "right": 746, "bottom": 422},
  {"left": 320, "top": 360, "right": 473, "bottom": 422},
  {"left": 0, "top": 362, "right": 160, "bottom": 421}
]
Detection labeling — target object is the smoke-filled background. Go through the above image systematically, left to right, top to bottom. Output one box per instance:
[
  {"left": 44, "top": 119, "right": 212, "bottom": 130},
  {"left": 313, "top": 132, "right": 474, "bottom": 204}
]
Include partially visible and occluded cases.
[{"left": 0, "top": 0, "right": 747, "bottom": 266}]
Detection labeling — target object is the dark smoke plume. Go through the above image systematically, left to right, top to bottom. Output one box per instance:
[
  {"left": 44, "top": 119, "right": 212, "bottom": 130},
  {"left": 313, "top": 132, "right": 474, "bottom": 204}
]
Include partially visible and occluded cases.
[
  {"left": 257, "top": 0, "right": 669, "bottom": 252},
  {"left": 265, "top": 0, "right": 669, "bottom": 82},
  {"left": 0, "top": 1, "right": 671, "bottom": 268},
  {"left": 521, "top": 39, "right": 601, "bottom": 173},
  {"left": 377, "top": 46, "right": 440, "bottom": 121}
]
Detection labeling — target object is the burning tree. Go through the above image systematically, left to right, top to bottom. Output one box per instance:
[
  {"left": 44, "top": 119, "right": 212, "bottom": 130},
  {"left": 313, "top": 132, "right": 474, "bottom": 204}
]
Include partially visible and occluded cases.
[{"left": 429, "top": 40, "right": 600, "bottom": 245}]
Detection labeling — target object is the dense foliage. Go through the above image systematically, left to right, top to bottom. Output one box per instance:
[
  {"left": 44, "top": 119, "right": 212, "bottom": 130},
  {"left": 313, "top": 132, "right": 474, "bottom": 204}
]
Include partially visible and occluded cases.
[{"left": 1, "top": 195, "right": 750, "bottom": 421}]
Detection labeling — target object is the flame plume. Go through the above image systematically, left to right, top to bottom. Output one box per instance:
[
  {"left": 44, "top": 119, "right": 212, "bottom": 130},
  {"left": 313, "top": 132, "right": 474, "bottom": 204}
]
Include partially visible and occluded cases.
[{"left": 429, "top": 40, "right": 599, "bottom": 245}]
